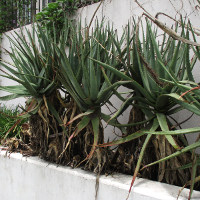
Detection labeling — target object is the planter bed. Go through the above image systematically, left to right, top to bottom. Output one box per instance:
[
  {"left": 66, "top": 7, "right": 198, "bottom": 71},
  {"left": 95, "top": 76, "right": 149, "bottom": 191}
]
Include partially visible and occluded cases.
[{"left": 0, "top": 149, "right": 199, "bottom": 200}]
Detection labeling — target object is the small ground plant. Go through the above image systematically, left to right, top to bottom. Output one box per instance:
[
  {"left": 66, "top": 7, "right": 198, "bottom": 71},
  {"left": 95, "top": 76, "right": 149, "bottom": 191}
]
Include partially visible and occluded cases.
[{"left": 0, "top": 105, "right": 26, "bottom": 142}]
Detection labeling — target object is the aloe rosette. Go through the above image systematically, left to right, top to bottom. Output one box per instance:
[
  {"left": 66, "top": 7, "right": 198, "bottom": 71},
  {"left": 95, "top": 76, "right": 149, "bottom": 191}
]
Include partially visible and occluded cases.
[
  {"left": 92, "top": 19, "right": 200, "bottom": 196},
  {"left": 55, "top": 21, "right": 127, "bottom": 171},
  {"left": 0, "top": 22, "right": 72, "bottom": 161}
]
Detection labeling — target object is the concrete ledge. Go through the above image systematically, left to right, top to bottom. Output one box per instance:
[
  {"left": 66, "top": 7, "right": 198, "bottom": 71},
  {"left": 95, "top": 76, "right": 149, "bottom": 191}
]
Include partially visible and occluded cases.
[{"left": 0, "top": 150, "right": 199, "bottom": 200}]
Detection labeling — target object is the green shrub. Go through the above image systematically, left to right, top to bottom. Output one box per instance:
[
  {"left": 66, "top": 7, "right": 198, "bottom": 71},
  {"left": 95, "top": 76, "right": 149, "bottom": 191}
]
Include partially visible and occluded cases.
[{"left": 0, "top": 105, "right": 27, "bottom": 142}]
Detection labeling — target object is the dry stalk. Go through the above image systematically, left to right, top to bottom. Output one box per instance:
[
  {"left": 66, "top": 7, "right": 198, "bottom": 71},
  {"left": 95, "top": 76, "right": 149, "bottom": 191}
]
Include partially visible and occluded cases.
[
  {"left": 134, "top": 0, "right": 200, "bottom": 47},
  {"left": 155, "top": 12, "right": 200, "bottom": 36}
]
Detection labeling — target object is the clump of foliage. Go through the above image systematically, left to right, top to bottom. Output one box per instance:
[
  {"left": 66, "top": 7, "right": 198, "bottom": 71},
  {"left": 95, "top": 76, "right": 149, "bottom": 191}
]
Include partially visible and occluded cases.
[
  {"left": 35, "top": 0, "right": 78, "bottom": 32},
  {"left": 35, "top": 0, "right": 102, "bottom": 33},
  {"left": 0, "top": 18, "right": 122, "bottom": 171},
  {"left": 92, "top": 18, "right": 200, "bottom": 198},
  {"left": 55, "top": 20, "right": 126, "bottom": 171},
  {"left": 0, "top": 21, "right": 69, "bottom": 161},
  {"left": 0, "top": 105, "right": 27, "bottom": 142}
]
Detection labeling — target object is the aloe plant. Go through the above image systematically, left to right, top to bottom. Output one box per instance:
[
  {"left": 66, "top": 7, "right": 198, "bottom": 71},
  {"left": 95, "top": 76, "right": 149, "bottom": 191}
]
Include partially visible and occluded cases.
[
  {"left": 92, "top": 19, "right": 199, "bottom": 192},
  {"left": 133, "top": 20, "right": 200, "bottom": 199},
  {"left": 0, "top": 21, "right": 72, "bottom": 162},
  {"left": 55, "top": 21, "right": 127, "bottom": 172},
  {"left": 154, "top": 24, "right": 200, "bottom": 198}
]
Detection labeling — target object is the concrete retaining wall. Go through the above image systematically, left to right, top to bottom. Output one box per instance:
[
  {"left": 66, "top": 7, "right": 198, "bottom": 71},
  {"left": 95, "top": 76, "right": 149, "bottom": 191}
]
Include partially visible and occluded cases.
[{"left": 0, "top": 150, "right": 200, "bottom": 200}]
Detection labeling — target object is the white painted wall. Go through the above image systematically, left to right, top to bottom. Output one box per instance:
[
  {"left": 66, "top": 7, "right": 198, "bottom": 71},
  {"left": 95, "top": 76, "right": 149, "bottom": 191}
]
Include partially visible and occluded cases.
[
  {"left": 1, "top": 0, "right": 200, "bottom": 143},
  {"left": 1, "top": 150, "right": 200, "bottom": 200}
]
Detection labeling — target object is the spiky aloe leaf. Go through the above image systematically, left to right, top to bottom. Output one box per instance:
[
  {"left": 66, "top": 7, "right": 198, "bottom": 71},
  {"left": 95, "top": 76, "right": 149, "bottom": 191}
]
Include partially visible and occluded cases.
[
  {"left": 156, "top": 113, "right": 180, "bottom": 150},
  {"left": 126, "top": 118, "right": 159, "bottom": 200}
]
